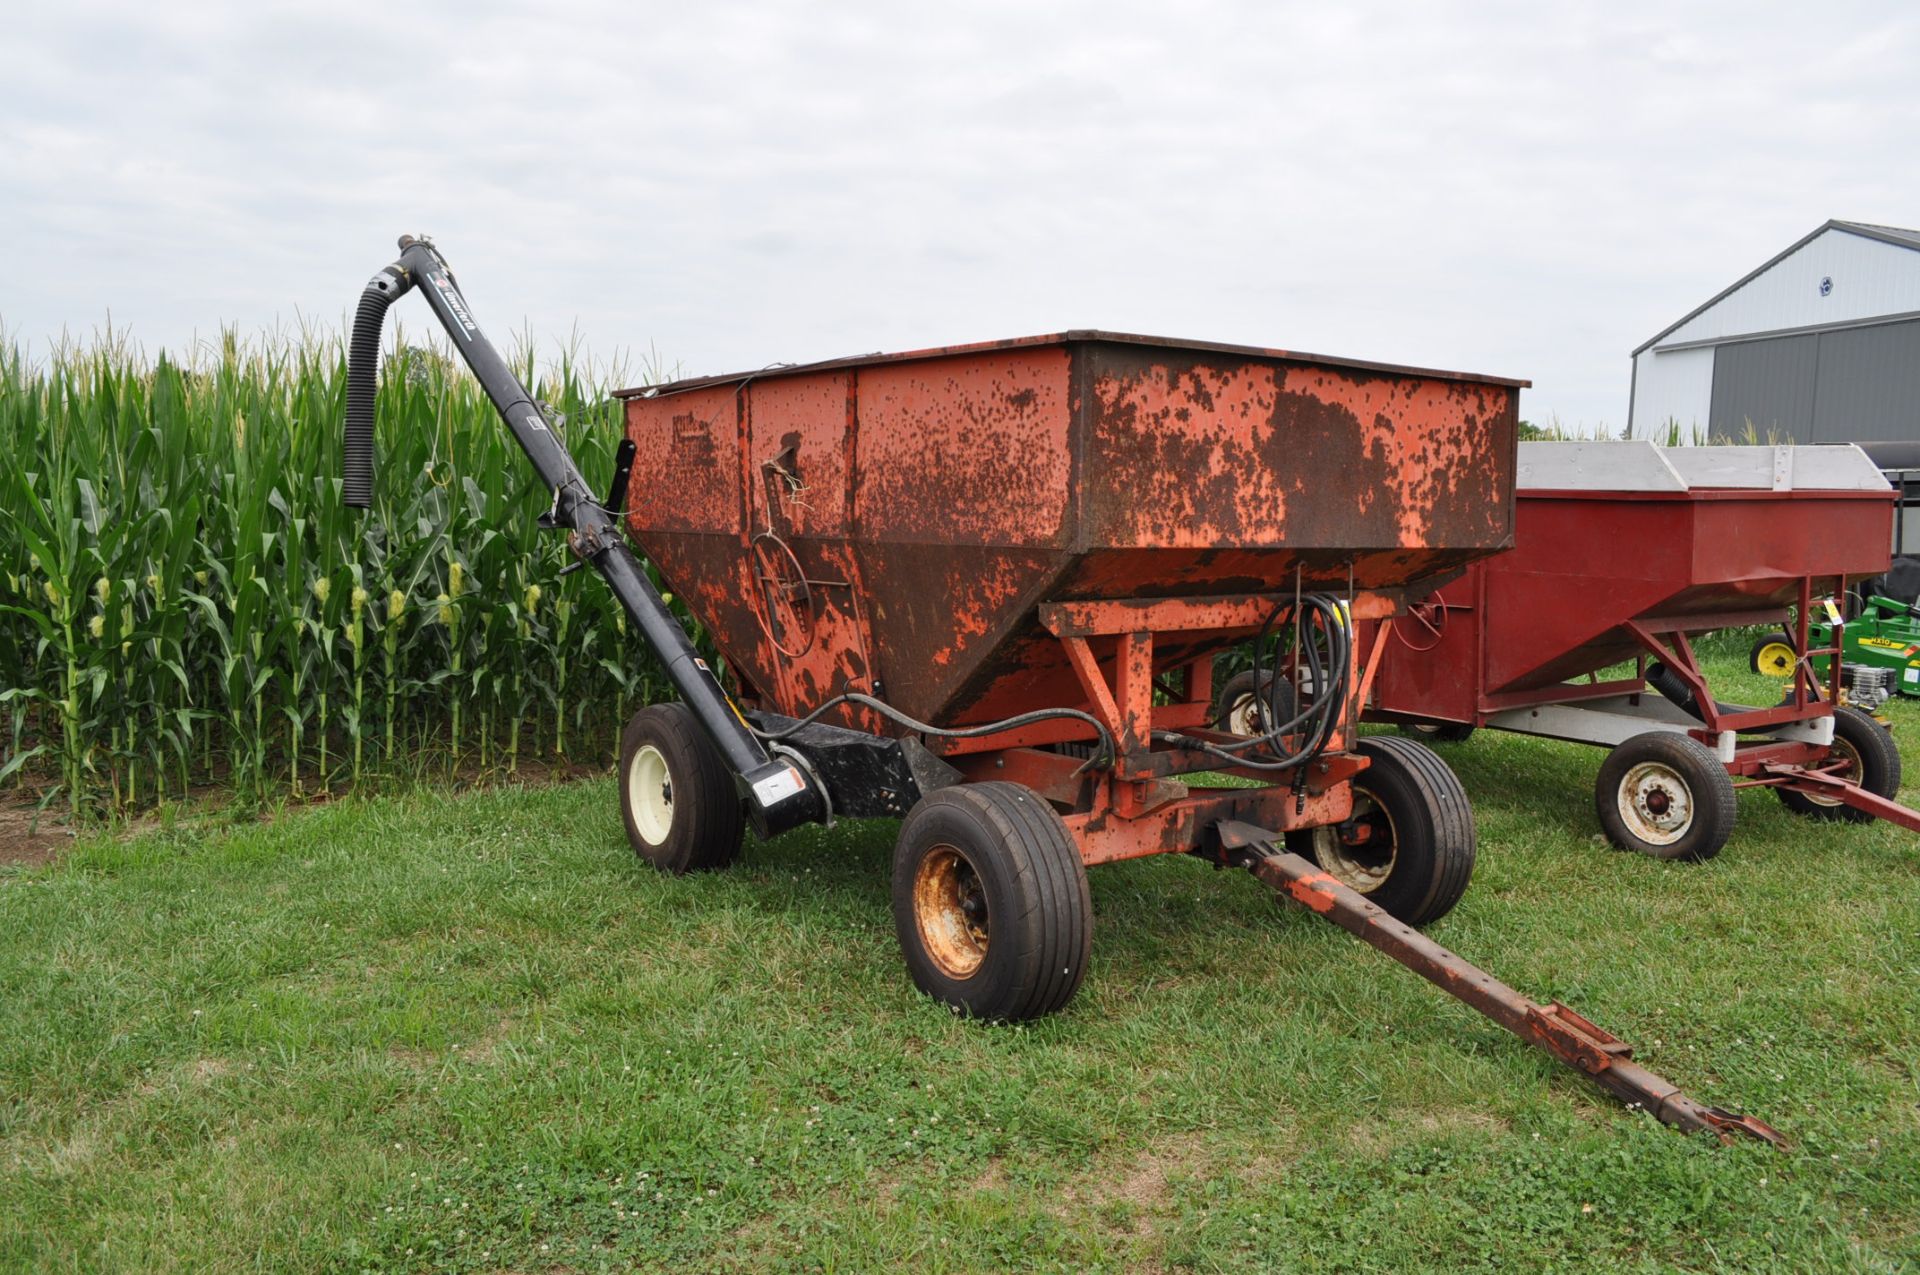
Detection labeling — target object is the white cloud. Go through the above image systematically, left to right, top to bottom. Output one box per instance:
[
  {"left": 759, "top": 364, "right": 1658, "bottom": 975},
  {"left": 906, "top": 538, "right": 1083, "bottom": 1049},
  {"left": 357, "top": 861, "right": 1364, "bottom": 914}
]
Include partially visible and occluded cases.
[{"left": 1, "top": 0, "right": 1915, "bottom": 430}]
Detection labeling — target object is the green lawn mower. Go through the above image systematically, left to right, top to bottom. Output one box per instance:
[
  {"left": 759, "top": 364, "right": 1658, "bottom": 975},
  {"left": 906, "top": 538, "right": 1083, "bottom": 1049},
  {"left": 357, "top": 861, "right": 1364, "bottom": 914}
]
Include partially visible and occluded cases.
[{"left": 1751, "top": 594, "right": 1920, "bottom": 706}]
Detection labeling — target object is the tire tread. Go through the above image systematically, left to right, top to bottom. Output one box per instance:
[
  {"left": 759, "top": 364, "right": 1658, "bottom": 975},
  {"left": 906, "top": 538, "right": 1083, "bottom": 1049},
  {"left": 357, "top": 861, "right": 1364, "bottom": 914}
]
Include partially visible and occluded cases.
[
  {"left": 619, "top": 703, "right": 744, "bottom": 874},
  {"left": 1776, "top": 705, "right": 1901, "bottom": 823},
  {"left": 1593, "top": 731, "right": 1735, "bottom": 862},
  {"left": 891, "top": 782, "right": 1090, "bottom": 1021}
]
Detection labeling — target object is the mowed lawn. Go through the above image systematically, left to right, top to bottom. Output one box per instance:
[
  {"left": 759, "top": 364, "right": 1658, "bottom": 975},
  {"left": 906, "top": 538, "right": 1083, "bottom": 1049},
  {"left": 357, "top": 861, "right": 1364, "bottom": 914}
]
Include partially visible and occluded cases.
[{"left": 3, "top": 654, "right": 1918, "bottom": 1272}]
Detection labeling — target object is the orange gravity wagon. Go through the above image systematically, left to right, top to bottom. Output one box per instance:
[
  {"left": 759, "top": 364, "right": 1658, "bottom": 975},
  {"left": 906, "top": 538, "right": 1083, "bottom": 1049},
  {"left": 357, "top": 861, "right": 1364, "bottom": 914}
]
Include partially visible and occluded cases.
[{"left": 343, "top": 239, "right": 1782, "bottom": 1145}]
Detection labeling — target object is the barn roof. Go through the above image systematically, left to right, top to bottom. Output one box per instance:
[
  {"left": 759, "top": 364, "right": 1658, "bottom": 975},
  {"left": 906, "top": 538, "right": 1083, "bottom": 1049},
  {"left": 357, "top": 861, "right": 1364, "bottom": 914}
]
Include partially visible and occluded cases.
[{"left": 1633, "top": 219, "right": 1920, "bottom": 355}]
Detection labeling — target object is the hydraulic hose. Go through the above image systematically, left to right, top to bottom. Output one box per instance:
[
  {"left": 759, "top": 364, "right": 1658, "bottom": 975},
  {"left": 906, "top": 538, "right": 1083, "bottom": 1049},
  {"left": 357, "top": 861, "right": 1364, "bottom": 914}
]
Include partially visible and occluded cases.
[
  {"left": 343, "top": 265, "right": 413, "bottom": 509},
  {"left": 1156, "top": 593, "right": 1351, "bottom": 773}
]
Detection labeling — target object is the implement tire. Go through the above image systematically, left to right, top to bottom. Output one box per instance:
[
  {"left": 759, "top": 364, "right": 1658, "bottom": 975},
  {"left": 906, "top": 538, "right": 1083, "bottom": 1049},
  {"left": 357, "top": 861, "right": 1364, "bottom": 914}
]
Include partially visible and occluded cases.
[
  {"left": 1214, "top": 669, "right": 1297, "bottom": 736},
  {"left": 619, "top": 703, "right": 745, "bottom": 874},
  {"left": 1776, "top": 706, "right": 1902, "bottom": 823},
  {"left": 1400, "top": 720, "right": 1477, "bottom": 743},
  {"left": 1594, "top": 732, "right": 1735, "bottom": 862},
  {"left": 1285, "top": 736, "right": 1476, "bottom": 927},
  {"left": 892, "top": 782, "right": 1092, "bottom": 1022}
]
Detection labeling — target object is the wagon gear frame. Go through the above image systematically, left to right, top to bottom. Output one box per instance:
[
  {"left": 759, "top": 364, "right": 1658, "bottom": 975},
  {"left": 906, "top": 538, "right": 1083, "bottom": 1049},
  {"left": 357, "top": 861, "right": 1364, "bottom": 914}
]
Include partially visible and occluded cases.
[
  {"left": 341, "top": 236, "right": 1779, "bottom": 1146},
  {"left": 1358, "top": 440, "right": 1919, "bottom": 847}
]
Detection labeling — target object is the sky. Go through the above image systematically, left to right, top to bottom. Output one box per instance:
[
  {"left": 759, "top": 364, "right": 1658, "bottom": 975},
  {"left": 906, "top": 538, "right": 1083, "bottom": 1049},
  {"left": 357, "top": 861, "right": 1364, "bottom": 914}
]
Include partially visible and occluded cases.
[{"left": 3, "top": 0, "right": 1917, "bottom": 431}]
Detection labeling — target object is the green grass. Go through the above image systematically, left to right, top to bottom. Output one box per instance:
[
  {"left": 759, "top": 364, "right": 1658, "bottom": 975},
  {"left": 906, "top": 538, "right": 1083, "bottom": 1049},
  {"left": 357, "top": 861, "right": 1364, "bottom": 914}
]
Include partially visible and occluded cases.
[{"left": 3, "top": 653, "right": 1918, "bottom": 1272}]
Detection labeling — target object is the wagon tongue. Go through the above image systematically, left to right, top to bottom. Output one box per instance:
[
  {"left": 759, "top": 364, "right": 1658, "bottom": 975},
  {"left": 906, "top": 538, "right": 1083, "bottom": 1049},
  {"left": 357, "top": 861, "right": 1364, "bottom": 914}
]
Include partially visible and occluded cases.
[{"left": 1216, "top": 821, "right": 1785, "bottom": 1148}]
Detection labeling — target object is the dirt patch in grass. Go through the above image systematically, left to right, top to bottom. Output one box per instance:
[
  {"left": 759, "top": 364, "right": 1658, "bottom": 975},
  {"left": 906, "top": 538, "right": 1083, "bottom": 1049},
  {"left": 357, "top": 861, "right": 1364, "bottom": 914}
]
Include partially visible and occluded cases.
[
  {"left": 0, "top": 800, "right": 69, "bottom": 868},
  {"left": 387, "top": 1016, "right": 517, "bottom": 1071},
  {"left": 455, "top": 1016, "right": 518, "bottom": 1064},
  {"left": 190, "top": 1057, "right": 233, "bottom": 1083},
  {"left": 1345, "top": 1107, "right": 1513, "bottom": 1155},
  {"left": 1059, "top": 1131, "right": 1220, "bottom": 1234}
]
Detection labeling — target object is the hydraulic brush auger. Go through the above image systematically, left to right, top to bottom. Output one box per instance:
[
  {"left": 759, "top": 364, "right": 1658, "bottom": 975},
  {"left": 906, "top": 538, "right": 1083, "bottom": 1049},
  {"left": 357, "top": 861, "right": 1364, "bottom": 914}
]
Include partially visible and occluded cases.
[{"left": 342, "top": 235, "right": 826, "bottom": 838}]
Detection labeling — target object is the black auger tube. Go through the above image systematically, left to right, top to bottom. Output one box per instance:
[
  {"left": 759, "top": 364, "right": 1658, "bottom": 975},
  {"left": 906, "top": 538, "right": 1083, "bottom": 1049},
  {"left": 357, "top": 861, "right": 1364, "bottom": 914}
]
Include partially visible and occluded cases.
[
  {"left": 342, "top": 235, "right": 826, "bottom": 838},
  {"left": 344, "top": 266, "right": 411, "bottom": 508}
]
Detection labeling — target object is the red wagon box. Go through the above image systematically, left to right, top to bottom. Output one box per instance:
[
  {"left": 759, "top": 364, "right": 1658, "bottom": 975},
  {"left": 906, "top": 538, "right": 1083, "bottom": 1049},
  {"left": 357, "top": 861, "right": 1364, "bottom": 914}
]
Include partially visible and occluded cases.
[{"left": 1360, "top": 441, "right": 1904, "bottom": 858}]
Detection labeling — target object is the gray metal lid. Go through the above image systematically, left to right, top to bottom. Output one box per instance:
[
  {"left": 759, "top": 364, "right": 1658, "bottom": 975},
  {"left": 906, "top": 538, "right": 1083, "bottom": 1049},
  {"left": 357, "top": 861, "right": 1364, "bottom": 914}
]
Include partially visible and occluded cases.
[{"left": 1518, "top": 440, "right": 1890, "bottom": 493}]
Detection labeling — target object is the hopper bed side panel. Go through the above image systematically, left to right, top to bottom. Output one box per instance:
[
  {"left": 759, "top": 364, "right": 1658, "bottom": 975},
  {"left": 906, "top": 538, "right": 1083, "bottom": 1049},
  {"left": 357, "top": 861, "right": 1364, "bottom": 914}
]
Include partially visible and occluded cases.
[
  {"left": 1080, "top": 345, "right": 1519, "bottom": 559},
  {"left": 852, "top": 347, "right": 1076, "bottom": 546},
  {"left": 847, "top": 348, "right": 1078, "bottom": 723},
  {"left": 742, "top": 373, "right": 881, "bottom": 727},
  {"left": 623, "top": 385, "right": 747, "bottom": 538},
  {"left": 1687, "top": 494, "right": 1892, "bottom": 588},
  {"left": 1475, "top": 499, "right": 1696, "bottom": 696},
  {"left": 1363, "top": 574, "right": 1483, "bottom": 725}
]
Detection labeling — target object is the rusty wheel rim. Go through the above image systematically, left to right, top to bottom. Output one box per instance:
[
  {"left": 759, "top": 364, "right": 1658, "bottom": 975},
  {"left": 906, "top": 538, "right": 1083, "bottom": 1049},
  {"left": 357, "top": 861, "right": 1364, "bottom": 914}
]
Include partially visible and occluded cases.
[
  {"left": 1618, "top": 761, "right": 1692, "bottom": 845},
  {"left": 1312, "top": 790, "right": 1398, "bottom": 893},
  {"left": 912, "top": 844, "right": 989, "bottom": 980}
]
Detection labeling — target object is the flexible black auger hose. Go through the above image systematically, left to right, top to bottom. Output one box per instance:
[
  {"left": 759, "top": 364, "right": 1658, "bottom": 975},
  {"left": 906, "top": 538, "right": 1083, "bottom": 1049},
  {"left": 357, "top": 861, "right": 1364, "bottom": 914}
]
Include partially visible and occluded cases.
[{"left": 343, "top": 265, "right": 412, "bottom": 509}]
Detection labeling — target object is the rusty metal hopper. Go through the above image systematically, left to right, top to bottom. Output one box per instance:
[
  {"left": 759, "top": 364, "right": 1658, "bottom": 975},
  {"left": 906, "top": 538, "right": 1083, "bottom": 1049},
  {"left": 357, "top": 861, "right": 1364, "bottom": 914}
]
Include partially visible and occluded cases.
[{"left": 618, "top": 332, "right": 1523, "bottom": 726}]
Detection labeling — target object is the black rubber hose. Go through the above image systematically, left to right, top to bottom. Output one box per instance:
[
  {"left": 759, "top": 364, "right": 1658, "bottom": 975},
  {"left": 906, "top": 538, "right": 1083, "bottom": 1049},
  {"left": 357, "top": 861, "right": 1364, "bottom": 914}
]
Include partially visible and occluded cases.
[
  {"left": 344, "top": 266, "right": 410, "bottom": 509},
  {"left": 1157, "top": 593, "right": 1351, "bottom": 772},
  {"left": 1644, "top": 660, "right": 1699, "bottom": 718},
  {"left": 1645, "top": 660, "right": 1743, "bottom": 723}
]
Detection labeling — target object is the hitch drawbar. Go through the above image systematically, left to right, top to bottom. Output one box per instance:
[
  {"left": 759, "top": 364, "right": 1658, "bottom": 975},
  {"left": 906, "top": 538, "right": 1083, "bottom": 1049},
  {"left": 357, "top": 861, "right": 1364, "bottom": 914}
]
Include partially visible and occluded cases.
[
  {"left": 342, "top": 236, "right": 825, "bottom": 837},
  {"left": 1219, "top": 823, "right": 1784, "bottom": 1146}
]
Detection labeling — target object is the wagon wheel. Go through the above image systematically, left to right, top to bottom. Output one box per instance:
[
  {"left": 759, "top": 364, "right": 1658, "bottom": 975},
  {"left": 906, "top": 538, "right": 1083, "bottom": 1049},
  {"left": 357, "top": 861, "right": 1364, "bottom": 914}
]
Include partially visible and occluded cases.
[
  {"left": 749, "top": 531, "right": 815, "bottom": 658},
  {"left": 1394, "top": 593, "right": 1449, "bottom": 652},
  {"left": 1212, "top": 669, "right": 1297, "bottom": 737},
  {"left": 619, "top": 703, "right": 744, "bottom": 874},
  {"left": 1776, "top": 706, "right": 1902, "bottom": 823},
  {"left": 1401, "top": 720, "right": 1476, "bottom": 743},
  {"left": 1593, "top": 732, "right": 1735, "bottom": 862},
  {"left": 1283, "top": 736, "right": 1476, "bottom": 926},
  {"left": 891, "top": 783, "right": 1091, "bottom": 1021}
]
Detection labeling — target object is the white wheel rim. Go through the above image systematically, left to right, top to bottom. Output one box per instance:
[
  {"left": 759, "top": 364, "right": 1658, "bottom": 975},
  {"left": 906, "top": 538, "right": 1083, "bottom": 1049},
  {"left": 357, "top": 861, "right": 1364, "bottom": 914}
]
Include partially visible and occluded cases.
[
  {"left": 1228, "top": 692, "right": 1262, "bottom": 736},
  {"left": 628, "top": 744, "right": 673, "bottom": 845},
  {"left": 1618, "top": 761, "right": 1692, "bottom": 845},
  {"left": 1311, "top": 790, "right": 1398, "bottom": 893}
]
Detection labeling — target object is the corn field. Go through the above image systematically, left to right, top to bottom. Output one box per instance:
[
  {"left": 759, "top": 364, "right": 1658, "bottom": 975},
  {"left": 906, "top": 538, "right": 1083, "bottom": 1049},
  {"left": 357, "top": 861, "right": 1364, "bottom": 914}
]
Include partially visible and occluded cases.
[{"left": 0, "top": 327, "right": 691, "bottom": 820}]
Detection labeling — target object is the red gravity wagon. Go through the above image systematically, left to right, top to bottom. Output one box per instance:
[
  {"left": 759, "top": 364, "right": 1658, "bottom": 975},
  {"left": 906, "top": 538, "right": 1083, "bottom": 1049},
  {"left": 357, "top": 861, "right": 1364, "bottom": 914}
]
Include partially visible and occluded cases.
[
  {"left": 343, "top": 238, "right": 1781, "bottom": 1144},
  {"left": 1349, "top": 440, "right": 1909, "bottom": 860}
]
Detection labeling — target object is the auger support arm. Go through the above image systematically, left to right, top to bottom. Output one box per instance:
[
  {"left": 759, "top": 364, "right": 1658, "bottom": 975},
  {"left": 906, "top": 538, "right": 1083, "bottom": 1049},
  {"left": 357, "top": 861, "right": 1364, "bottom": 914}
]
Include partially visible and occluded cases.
[{"left": 343, "top": 235, "right": 825, "bottom": 838}]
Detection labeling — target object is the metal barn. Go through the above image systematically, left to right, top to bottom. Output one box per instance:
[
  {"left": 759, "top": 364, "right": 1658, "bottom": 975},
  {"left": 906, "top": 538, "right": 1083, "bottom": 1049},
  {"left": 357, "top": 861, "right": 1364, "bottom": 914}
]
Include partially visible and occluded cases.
[{"left": 1629, "top": 220, "right": 1920, "bottom": 443}]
